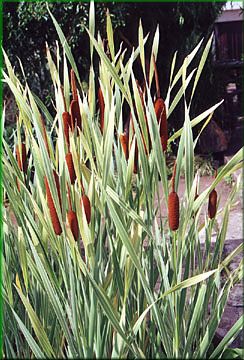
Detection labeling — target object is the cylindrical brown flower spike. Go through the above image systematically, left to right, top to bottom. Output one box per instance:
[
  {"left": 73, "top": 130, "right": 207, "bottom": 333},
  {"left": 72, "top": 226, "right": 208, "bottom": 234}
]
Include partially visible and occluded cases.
[
  {"left": 153, "top": 56, "right": 168, "bottom": 152},
  {"left": 71, "top": 69, "right": 78, "bottom": 102},
  {"left": 60, "top": 86, "right": 72, "bottom": 147},
  {"left": 98, "top": 87, "right": 105, "bottom": 134},
  {"left": 154, "top": 98, "right": 168, "bottom": 152},
  {"left": 70, "top": 100, "right": 82, "bottom": 131},
  {"left": 62, "top": 112, "right": 72, "bottom": 147},
  {"left": 119, "top": 133, "right": 129, "bottom": 160},
  {"left": 16, "top": 144, "right": 28, "bottom": 174},
  {"left": 65, "top": 152, "right": 76, "bottom": 185},
  {"left": 168, "top": 161, "right": 179, "bottom": 231},
  {"left": 208, "top": 170, "right": 218, "bottom": 219},
  {"left": 44, "top": 174, "right": 62, "bottom": 236},
  {"left": 67, "top": 185, "right": 79, "bottom": 241},
  {"left": 208, "top": 189, "right": 217, "bottom": 219},
  {"left": 81, "top": 194, "right": 91, "bottom": 225},
  {"left": 67, "top": 210, "right": 79, "bottom": 241}
]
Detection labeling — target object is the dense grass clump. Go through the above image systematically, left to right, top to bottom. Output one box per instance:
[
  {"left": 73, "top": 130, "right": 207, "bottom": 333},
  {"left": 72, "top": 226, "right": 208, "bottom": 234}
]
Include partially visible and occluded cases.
[{"left": 2, "top": 3, "right": 243, "bottom": 358}]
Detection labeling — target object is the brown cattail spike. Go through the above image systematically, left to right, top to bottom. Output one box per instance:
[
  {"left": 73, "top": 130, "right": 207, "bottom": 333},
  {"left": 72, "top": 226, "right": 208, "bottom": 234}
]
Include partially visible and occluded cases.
[
  {"left": 71, "top": 69, "right": 78, "bottom": 102},
  {"left": 61, "top": 85, "right": 72, "bottom": 146},
  {"left": 98, "top": 87, "right": 105, "bottom": 134},
  {"left": 154, "top": 98, "right": 168, "bottom": 152},
  {"left": 70, "top": 100, "right": 82, "bottom": 131},
  {"left": 62, "top": 112, "right": 72, "bottom": 147},
  {"left": 119, "top": 133, "right": 129, "bottom": 160},
  {"left": 16, "top": 143, "right": 28, "bottom": 174},
  {"left": 65, "top": 152, "right": 76, "bottom": 185},
  {"left": 168, "top": 161, "right": 179, "bottom": 231},
  {"left": 208, "top": 170, "right": 218, "bottom": 219},
  {"left": 44, "top": 175, "right": 62, "bottom": 235},
  {"left": 67, "top": 184, "right": 79, "bottom": 240},
  {"left": 208, "top": 189, "right": 217, "bottom": 219},
  {"left": 168, "top": 192, "right": 179, "bottom": 231},
  {"left": 81, "top": 194, "right": 91, "bottom": 224},
  {"left": 67, "top": 210, "right": 79, "bottom": 241}
]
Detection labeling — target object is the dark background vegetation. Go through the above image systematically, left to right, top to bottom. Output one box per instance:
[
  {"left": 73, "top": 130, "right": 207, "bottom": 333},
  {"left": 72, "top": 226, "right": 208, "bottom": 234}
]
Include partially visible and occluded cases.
[{"left": 3, "top": 1, "right": 226, "bottom": 148}]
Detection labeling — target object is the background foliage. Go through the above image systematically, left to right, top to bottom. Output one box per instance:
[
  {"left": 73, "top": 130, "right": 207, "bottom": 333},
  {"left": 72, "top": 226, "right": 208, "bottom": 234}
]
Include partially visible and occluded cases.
[{"left": 3, "top": 1, "right": 225, "bottom": 134}]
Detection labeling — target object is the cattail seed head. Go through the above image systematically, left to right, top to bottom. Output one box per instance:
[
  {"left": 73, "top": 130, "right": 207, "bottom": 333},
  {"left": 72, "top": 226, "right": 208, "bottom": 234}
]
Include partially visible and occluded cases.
[
  {"left": 71, "top": 69, "right": 78, "bottom": 101},
  {"left": 98, "top": 87, "right": 105, "bottom": 133},
  {"left": 154, "top": 98, "right": 168, "bottom": 152},
  {"left": 70, "top": 100, "right": 82, "bottom": 130},
  {"left": 62, "top": 112, "right": 71, "bottom": 146},
  {"left": 119, "top": 133, "right": 129, "bottom": 160},
  {"left": 16, "top": 143, "right": 28, "bottom": 174},
  {"left": 65, "top": 152, "right": 76, "bottom": 185},
  {"left": 168, "top": 161, "right": 179, "bottom": 231},
  {"left": 44, "top": 175, "right": 62, "bottom": 235},
  {"left": 208, "top": 189, "right": 217, "bottom": 219},
  {"left": 168, "top": 191, "right": 179, "bottom": 231},
  {"left": 81, "top": 194, "right": 91, "bottom": 224},
  {"left": 67, "top": 210, "right": 79, "bottom": 241}
]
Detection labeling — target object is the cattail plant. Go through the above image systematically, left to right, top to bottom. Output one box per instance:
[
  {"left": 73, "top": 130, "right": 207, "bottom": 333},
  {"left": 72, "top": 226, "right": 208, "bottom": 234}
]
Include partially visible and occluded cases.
[
  {"left": 3, "top": 10, "right": 244, "bottom": 359},
  {"left": 153, "top": 56, "right": 168, "bottom": 152},
  {"left": 70, "top": 69, "right": 81, "bottom": 130},
  {"left": 61, "top": 86, "right": 72, "bottom": 147},
  {"left": 98, "top": 87, "right": 105, "bottom": 133},
  {"left": 62, "top": 112, "right": 72, "bottom": 146},
  {"left": 119, "top": 133, "right": 129, "bottom": 160},
  {"left": 16, "top": 143, "right": 28, "bottom": 174},
  {"left": 65, "top": 152, "right": 76, "bottom": 185},
  {"left": 168, "top": 161, "right": 179, "bottom": 231},
  {"left": 208, "top": 170, "right": 218, "bottom": 219},
  {"left": 44, "top": 171, "right": 62, "bottom": 235},
  {"left": 80, "top": 181, "right": 91, "bottom": 225},
  {"left": 67, "top": 185, "right": 79, "bottom": 241},
  {"left": 81, "top": 194, "right": 91, "bottom": 225}
]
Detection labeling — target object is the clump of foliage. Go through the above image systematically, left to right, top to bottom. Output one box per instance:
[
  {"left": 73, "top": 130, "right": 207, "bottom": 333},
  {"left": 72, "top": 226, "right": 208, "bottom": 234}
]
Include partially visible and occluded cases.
[
  {"left": 3, "top": 1, "right": 225, "bottom": 128},
  {"left": 3, "top": 3, "right": 243, "bottom": 359}
]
